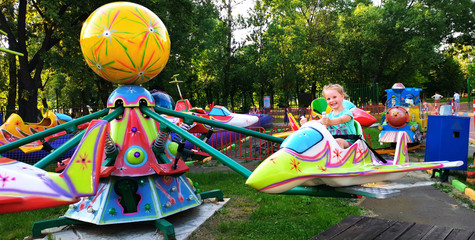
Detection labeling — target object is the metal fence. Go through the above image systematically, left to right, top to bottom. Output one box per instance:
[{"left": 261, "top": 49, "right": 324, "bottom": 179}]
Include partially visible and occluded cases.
[{"left": 344, "top": 82, "right": 380, "bottom": 106}]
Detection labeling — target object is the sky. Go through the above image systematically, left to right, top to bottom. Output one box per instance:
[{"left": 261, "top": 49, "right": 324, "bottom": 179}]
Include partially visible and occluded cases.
[{"left": 232, "top": 0, "right": 254, "bottom": 43}]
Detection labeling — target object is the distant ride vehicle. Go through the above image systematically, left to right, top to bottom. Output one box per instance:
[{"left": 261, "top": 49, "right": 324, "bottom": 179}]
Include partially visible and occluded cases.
[
  {"left": 378, "top": 83, "right": 427, "bottom": 144},
  {"left": 0, "top": 109, "right": 84, "bottom": 163}
]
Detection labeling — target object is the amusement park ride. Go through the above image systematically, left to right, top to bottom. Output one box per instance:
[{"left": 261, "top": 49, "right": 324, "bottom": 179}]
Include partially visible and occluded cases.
[
  {"left": 0, "top": 2, "right": 462, "bottom": 239},
  {"left": 162, "top": 79, "right": 259, "bottom": 134},
  {"left": 378, "top": 83, "right": 427, "bottom": 144},
  {"left": 0, "top": 109, "right": 87, "bottom": 162}
]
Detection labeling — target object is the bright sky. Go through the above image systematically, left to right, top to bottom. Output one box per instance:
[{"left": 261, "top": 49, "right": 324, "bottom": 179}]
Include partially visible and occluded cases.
[{"left": 232, "top": 0, "right": 254, "bottom": 43}]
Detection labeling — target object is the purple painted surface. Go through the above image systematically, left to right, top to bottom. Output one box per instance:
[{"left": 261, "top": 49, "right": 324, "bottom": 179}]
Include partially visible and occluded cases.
[{"left": 249, "top": 114, "right": 275, "bottom": 128}]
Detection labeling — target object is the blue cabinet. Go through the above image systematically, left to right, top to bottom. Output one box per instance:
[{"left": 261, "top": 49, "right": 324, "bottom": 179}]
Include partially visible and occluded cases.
[{"left": 424, "top": 115, "right": 470, "bottom": 170}]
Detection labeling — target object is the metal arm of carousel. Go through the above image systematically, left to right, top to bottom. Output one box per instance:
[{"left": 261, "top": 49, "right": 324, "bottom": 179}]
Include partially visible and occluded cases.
[
  {"left": 141, "top": 105, "right": 354, "bottom": 198},
  {"left": 141, "top": 105, "right": 253, "bottom": 178},
  {"left": 152, "top": 106, "right": 284, "bottom": 144},
  {"left": 32, "top": 107, "right": 125, "bottom": 169},
  {"left": 0, "top": 108, "right": 112, "bottom": 155}
]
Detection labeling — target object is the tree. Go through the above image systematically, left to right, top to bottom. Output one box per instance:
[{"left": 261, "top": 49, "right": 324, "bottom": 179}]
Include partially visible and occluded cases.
[
  {"left": 0, "top": 0, "right": 110, "bottom": 121},
  {"left": 1, "top": 0, "right": 220, "bottom": 120},
  {"left": 187, "top": 0, "right": 226, "bottom": 108},
  {"left": 335, "top": 0, "right": 473, "bottom": 98},
  {"left": 424, "top": 55, "right": 466, "bottom": 96}
]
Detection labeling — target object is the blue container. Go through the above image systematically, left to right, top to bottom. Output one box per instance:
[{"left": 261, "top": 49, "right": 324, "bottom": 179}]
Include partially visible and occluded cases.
[{"left": 425, "top": 115, "right": 470, "bottom": 170}]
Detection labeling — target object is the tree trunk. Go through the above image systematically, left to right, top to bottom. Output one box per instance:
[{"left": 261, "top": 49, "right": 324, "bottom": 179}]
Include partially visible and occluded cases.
[
  {"left": 16, "top": 0, "right": 39, "bottom": 122},
  {"left": 222, "top": 0, "right": 232, "bottom": 108},
  {"left": 6, "top": 53, "right": 17, "bottom": 119},
  {"left": 17, "top": 75, "right": 39, "bottom": 122},
  {"left": 95, "top": 77, "right": 113, "bottom": 107},
  {"left": 311, "top": 79, "right": 317, "bottom": 100},
  {"left": 205, "top": 86, "right": 213, "bottom": 108},
  {"left": 249, "top": 91, "right": 254, "bottom": 108}
]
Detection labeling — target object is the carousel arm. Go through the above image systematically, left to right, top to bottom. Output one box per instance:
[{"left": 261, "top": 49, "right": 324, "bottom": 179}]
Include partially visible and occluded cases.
[{"left": 33, "top": 107, "right": 124, "bottom": 169}]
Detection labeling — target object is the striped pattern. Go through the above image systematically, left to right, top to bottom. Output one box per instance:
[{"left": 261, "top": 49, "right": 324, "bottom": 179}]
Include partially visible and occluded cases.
[
  {"left": 434, "top": 100, "right": 439, "bottom": 115},
  {"left": 451, "top": 100, "right": 454, "bottom": 115},
  {"left": 453, "top": 112, "right": 474, "bottom": 117},
  {"left": 380, "top": 131, "right": 413, "bottom": 143}
]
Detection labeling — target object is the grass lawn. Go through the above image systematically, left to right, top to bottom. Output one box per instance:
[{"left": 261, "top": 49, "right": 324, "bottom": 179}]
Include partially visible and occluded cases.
[
  {"left": 363, "top": 127, "right": 391, "bottom": 149},
  {"left": 0, "top": 171, "right": 362, "bottom": 240},
  {"left": 186, "top": 171, "right": 362, "bottom": 240},
  {"left": 0, "top": 206, "right": 67, "bottom": 240}
]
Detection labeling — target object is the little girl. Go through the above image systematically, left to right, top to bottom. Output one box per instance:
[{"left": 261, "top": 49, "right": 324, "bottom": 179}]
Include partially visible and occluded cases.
[{"left": 301, "top": 84, "right": 356, "bottom": 148}]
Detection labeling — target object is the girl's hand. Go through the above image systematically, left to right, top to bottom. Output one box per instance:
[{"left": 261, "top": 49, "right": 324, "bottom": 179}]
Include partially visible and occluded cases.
[
  {"left": 320, "top": 116, "right": 331, "bottom": 125},
  {"left": 299, "top": 117, "right": 308, "bottom": 125}
]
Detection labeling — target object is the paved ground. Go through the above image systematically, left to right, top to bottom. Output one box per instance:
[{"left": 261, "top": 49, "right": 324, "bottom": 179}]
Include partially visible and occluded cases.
[
  {"left": 357, "top": 121, "right": 475, "bottom": 233},
  {"left": 359, "top": 171, "right": 475, "bottom": 231}
]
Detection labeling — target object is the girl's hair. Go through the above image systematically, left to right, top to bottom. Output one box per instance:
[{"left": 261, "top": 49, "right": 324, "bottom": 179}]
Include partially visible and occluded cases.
[{"left": 323, "top": 84, "right": 347, "bottom": 98}]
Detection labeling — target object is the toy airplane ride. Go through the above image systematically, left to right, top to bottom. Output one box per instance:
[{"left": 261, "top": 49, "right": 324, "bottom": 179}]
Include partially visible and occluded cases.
[
  {"left": 163, "top": 79, "right": 259, "bottom": 133},
  {"left": 0, "top": 120, "right": 106, "bottom": 213},
  {"left": 246, "top": 120, "right": 461, "bottom": 194}
]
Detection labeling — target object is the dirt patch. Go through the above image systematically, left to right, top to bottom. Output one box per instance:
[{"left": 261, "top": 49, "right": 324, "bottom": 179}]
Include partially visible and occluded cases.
[
  {"left": 188, "top": 158, "right": 262, "bottom": 173},
  {"left": 187, "top": 197, "right": 258, "bottom": 240}
]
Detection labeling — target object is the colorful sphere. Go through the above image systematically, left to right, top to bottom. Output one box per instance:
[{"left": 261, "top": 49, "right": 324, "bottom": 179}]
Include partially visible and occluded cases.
[
  {"left": 80, "top": 2, "right": 170, "bottom": 84},
  {"left": 386, "top": 106, "right": 409, "bottom": 129}
]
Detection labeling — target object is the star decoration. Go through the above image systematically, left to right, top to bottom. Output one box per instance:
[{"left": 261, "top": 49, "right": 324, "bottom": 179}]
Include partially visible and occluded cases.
[
  {"left": 127, "top": 87, "right": 137, "bottom": 93},
  {"left": 130, "top": 126, "right": 141, "bottom": 135},
  {"left": 332, "top": 148, "right": 343, "bottom": 161},
  {"left": 75, "top": 153, "right": 91, "bottom": 171},
  {"left": 290, "top": 159, "right": 301, "bottom": 172},
  {"left": 317, "top": 166, "right": 327, "bottom": 172},
  {"left": 0, "top": 173, "right": 15, "bottom": 188}
]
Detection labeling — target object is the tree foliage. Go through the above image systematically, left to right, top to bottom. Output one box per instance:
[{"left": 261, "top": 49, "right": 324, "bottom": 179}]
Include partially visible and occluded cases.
[{"left": 0, "top": 0, "right": 474, "bottom": 120}]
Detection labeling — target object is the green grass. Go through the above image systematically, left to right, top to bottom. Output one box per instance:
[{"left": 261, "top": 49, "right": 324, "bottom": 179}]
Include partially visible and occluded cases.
[
  {"left": 363, "top": 127, "right": 391, "bottom": 149},
  {"left": 449, "top": 156, "right": 475, "bottom": 191},
  {"left": 0, "top": 171, "right": 362, "bottom": 240},
  {"left": 187, "top": 171, "right": 362, "bottom": 240},
  {"left": 434, "top": 182, "right": 475, "bottom": 211},
  {"left": 0, "top": 206, "right": 67, "bottom": 240}
]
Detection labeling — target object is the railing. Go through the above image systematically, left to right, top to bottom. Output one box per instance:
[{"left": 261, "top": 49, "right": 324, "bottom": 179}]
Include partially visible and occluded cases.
[
  {"left": 1, "top": 103, "right": 380, "bottom": 163},
  {"left": 261, "top": 107, "right": 309, "bottom": 121},
  {"left": 191, "top": 124, "right": 374, "bottom": 160},
  {"left": 190, "top": 127, "right": 273, "bottom": 160}
]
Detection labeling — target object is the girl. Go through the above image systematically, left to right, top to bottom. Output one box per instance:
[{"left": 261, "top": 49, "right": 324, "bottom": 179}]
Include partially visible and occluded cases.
[{"left": 301, "top": 84, "right": 356, "bottom": 148}]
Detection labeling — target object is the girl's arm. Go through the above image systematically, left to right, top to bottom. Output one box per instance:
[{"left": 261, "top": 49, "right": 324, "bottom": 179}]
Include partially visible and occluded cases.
[{"left": 321, "top": 115, "right": 351, "bottom": 126}]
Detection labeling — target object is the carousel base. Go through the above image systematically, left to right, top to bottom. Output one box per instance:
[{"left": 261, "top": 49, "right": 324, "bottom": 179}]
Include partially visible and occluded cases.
[{"left": 34, "top": 198, "right": 229, "bottom": 240}]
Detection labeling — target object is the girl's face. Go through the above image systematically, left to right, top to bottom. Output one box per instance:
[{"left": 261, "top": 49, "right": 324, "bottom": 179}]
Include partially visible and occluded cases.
[{"left": 324, "top": 89, "right": 345, "bottom": 110}]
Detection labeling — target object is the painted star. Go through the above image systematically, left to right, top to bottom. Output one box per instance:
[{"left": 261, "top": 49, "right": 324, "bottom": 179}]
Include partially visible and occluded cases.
[
  {"left": 290, "top": 159, "right": 302, "bottom": 172},
  {"left": 0, "top": 173, "right": 15, "bottom": 188}
]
